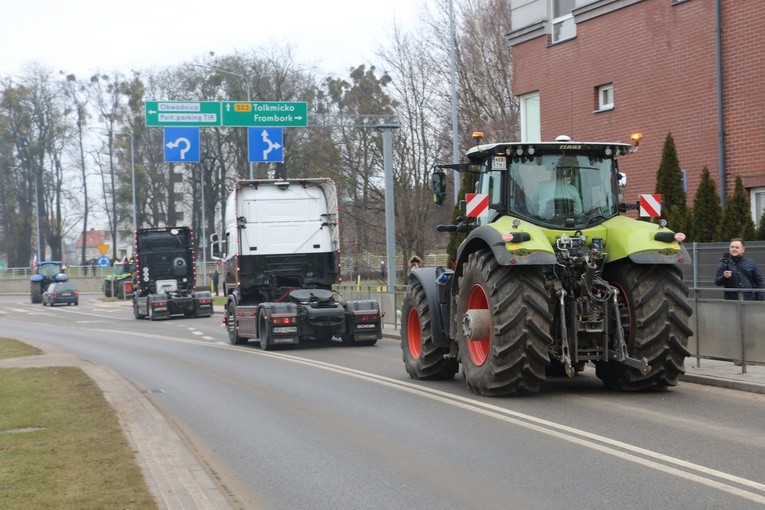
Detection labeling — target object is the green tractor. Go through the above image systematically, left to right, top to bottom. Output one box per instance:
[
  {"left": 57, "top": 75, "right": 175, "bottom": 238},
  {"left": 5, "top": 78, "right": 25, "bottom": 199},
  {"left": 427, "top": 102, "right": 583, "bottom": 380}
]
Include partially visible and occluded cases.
[
  {"left": 401, "top": 133, "right": 693, "bottom": 395},
  {"left": 103, "top": 260, "right": 134, "bottom": 299},
  {"left": 30, "top": 261, "right": 69, "bottom": 304}
]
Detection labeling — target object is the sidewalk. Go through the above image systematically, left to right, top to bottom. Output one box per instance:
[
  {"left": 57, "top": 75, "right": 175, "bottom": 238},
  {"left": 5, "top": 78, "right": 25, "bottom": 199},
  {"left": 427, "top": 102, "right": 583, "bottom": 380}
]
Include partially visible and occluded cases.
[{"left": 381, "top": 323, "right": 765, "bottom": 395}]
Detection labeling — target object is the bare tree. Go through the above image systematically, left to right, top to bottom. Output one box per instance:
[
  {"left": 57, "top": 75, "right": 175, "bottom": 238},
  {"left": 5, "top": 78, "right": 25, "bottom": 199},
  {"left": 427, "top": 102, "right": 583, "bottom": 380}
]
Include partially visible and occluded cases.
[
  {"left": 377, "top": 21, "right": 453, "bottom": 278},
  {"left": 89, "top": 71, "right": 131, "bottom": 260},
  {"left": 61, "top": 73, "right": 94, "bottom": 264}
]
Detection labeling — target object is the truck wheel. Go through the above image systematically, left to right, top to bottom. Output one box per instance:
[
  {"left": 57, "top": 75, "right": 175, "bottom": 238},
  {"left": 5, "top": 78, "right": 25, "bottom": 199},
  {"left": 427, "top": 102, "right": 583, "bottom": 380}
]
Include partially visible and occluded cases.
[
  {"left": 456, "top": 249, "right": 552, "bottom": 396},
  {"left": 597, "top": 261, "right": 692, "bottom": 391},
  {"left": 103, "top": 281, "right": 112, "bottom": 298},
  {"left": 30, "top": 282, "right": 43, "bottom": 304},
  {"left": 401, "top": 282, "right": 457, "bottom": 379},
  {"left": 133, "top": 300, "right": 143, "bottom": 320},
  {"left": 226, "top": 303, "right": 247, "bottom": 345},
  {"left": 258, "top": 310, "right": 273, "bottom": 350}
]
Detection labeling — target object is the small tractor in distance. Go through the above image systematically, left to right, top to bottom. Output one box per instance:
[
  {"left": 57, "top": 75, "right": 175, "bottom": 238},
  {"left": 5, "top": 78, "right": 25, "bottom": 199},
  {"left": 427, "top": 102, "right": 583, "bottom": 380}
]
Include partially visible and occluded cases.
[
  {"left": 401, "top": 133, "right": 693, "bottom": 396},
  {"left": 103, "top": 259, "right": 134, "bottom": 298},
  {"left": 30, "top": 261, "right": 68, "bottom": 304}
]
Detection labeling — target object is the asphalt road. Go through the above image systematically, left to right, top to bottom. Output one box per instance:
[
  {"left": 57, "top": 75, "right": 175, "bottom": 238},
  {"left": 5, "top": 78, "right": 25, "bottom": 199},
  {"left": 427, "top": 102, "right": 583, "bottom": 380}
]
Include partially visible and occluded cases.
[{"left": 2, "top": 295, "right": 764, "bottom": 509}]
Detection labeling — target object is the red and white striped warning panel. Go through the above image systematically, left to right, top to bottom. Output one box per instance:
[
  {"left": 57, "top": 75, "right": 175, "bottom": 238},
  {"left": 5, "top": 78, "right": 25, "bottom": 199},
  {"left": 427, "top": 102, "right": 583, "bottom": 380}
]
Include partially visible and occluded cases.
[
  {"left": 465, "top": 193, "right": 489, "bottom": 218},
  {"left": 639, "top": 194, "right": 661, "bottom": 217}
]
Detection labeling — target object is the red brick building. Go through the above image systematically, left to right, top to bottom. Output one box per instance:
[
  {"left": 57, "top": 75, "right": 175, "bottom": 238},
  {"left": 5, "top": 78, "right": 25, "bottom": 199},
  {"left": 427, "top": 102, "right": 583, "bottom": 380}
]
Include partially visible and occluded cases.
[{"left": 508, "top": 0, "right": 765, "bottom": 223}]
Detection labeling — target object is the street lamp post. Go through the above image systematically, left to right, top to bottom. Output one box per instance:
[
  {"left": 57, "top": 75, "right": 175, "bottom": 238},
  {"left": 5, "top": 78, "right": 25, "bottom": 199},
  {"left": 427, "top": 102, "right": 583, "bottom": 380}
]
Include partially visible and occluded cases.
[
  {"left": 449, "top": 0, "right": 460, "bottom": 205},
  {"left": 193, "top": 63, "right": 255, "bottom": 179},
  {"left": 374, "top": 121, "right": 400, "bottom": 289},
  {"left": 129, "top": 133, "right": 137, "bottom": 233},
  {"left": 201, "top": 157, "right": 216, "bottom": 288}
]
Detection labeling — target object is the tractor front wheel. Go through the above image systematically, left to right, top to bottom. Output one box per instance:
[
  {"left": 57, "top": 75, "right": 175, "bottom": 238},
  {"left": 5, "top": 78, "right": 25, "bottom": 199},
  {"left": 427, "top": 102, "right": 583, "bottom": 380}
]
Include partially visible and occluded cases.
[{"left": 401, "top": 282, "right": 457, "bottom": 380}]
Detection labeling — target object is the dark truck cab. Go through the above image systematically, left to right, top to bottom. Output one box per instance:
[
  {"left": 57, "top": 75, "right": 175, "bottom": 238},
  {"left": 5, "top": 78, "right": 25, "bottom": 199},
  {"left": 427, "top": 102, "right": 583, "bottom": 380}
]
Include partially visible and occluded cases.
[{"left": 131, "top": 226, "right": 214, "bottom": 320}]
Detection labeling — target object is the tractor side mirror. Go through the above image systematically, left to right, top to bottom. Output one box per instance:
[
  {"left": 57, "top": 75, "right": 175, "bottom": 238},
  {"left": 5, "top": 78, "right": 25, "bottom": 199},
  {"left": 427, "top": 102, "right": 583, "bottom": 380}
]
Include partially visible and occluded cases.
[{"left": 432, "top": 171, "right": 447, "bottom": 206}]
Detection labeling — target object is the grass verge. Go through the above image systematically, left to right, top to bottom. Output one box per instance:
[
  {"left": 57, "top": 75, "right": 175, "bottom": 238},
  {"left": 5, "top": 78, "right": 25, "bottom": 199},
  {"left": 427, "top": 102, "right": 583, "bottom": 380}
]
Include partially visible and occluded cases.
[{"left": 0, "top": 339, "right": 157, "bottom": 509}]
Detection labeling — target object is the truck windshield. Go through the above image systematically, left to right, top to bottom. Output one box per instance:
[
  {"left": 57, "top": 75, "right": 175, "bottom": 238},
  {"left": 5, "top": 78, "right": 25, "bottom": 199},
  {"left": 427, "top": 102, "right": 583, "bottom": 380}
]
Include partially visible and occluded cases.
[{"left": 507, "top": 153, "right": 618, "bottom": 228}]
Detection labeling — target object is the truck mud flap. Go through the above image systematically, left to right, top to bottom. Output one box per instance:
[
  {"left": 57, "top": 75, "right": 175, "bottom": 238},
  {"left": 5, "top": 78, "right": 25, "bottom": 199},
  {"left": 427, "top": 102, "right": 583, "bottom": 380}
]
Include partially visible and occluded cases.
[
  {"left": 193, "top": 291, "right": 215, "bottom": 317},
  {"left": 147, "top": 295, "right": 171, "bottom": 320},
  {"left": 342, "top": 300, "right": 383, "bottom": 343}
]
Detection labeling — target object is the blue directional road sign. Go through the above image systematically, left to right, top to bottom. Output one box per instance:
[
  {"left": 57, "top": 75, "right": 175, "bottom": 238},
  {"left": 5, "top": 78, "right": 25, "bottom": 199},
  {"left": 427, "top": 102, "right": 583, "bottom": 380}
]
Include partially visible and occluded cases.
[
  {"left": 164, "top": 127, "right": 200, "bottom": 163},
  {"left": 248, "top": 127, "right": 284, "bottom": 163},
  {"left": 98, "top": 256, "right": 111, "bottom": 268}
]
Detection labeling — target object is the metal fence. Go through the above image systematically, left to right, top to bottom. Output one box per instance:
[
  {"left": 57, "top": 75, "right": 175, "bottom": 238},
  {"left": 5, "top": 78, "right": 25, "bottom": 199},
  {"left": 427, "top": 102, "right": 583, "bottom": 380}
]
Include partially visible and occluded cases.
[{"left": 334, "top": 241, "right": 765, "bottom": 367}]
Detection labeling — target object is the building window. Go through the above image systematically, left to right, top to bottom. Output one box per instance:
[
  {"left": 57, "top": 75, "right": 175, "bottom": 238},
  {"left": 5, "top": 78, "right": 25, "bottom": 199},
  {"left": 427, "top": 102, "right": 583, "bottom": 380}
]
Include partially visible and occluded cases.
[
  {"left": 552, "top": 0, "right": 576, "bottom": 43},
  {"left": 596, "top": 83, "right": 614, "bottom": 111},
  {"left": 520, "top": 92, "right": 541, "bottom": 142},
  {"left": 752, "top": 188, "right": 765, "bottom": 225}
]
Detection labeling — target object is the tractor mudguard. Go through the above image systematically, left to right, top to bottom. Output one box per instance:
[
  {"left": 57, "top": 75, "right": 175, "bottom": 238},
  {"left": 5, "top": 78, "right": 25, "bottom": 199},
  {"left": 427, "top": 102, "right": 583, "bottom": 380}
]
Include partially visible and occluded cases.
[
  {"left": 594, "top": 216, "right": 691, "bottom": 264},
  {"left": 455, "top": 221, "right": 557, "bottom": 270},
  {"left": 407, "top": 267, "right": 454, "bottom": 348}
]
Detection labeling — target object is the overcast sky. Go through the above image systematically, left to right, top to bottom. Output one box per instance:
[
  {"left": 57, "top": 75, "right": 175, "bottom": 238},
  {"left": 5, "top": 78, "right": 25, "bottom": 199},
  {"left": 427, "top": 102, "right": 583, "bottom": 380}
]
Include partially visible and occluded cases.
[{"left": 1, "top": 0, "right": 419, "bottom": 78}]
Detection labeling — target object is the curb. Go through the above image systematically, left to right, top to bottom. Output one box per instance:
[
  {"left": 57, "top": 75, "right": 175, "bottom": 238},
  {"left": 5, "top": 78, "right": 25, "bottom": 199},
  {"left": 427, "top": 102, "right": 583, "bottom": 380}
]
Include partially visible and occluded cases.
[{"left": 679, "top": 373, "right": 765, "bottom": 394}]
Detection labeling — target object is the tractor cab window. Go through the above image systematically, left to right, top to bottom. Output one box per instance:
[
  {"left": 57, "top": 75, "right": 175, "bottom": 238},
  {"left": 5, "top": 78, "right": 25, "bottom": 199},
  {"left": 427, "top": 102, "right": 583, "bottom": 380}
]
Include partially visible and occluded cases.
[
  {"left": 509, "top": 152, "right": 618, "bottom": 228},
  {"left": 476, "top": 156, "right": 506, "bottom": 225},
  {"left": 37, "top": 264, "right": 62, "bottom": 277}
]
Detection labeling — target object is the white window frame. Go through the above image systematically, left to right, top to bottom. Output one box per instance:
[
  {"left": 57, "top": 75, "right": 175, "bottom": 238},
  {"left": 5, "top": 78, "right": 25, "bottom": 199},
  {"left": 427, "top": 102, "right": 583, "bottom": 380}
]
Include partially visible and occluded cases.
[
  {"left": 551, "top": 0, "right": 576, "bottom": 43},
  {"left": 597, "top": 83, "right": 614, "bottom": 111},
  {"left": 520, "top": 92, "right": 541, "bottom": 143},
  {"left": 751, "top": 188, "right": 765, "bottom": 225}
]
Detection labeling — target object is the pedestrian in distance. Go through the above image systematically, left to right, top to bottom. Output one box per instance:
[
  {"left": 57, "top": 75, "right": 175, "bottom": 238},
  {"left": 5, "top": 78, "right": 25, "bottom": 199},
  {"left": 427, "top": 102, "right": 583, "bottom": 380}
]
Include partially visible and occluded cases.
[
  {"left": 715, "top": 238, "right": 765, "bottom": 301},
  {"left": 409, "top": 255, "right": 422, "bottom": 273},
  {"left": 211, "top": 269, "right": 220, "bottom": 296}
]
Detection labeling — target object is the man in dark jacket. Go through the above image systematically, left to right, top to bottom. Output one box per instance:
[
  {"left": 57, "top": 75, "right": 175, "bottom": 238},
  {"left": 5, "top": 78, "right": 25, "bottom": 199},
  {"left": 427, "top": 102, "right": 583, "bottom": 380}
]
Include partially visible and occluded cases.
[{"left": 715, "top": 238, "right": 765, "bottom": 300}]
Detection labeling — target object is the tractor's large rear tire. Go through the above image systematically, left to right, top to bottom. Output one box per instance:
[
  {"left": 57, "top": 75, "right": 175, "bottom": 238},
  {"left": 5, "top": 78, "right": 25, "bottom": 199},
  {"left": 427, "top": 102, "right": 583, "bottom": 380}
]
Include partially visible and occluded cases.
[
  {"left": 456, "top": 249, "right": 553, "bottom": 396},
  {"left": 596, "top": 261, "right": 692, "bottom": 391},
  {"left": 103, "top": 280, "right": 113, "bottom": 298},
  {"left": 30, "top": 282, "right": 43, "bottom": 304},
  {"left": 401, "top": 282, "right": 457, "bottom": 380},
  {"left": 227, "top": 303, "right": 247, "bottom": 345}
]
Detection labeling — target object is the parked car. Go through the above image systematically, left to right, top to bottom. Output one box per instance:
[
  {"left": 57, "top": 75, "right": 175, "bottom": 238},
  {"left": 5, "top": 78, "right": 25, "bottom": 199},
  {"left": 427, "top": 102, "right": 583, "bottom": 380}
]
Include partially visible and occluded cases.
[{"left": 42, "top": 282, "right": 79, "bottom": 306}]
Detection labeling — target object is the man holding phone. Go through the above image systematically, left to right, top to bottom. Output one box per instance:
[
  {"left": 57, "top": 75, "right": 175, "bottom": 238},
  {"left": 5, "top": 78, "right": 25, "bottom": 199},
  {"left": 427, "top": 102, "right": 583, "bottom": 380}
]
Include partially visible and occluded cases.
[{"left": 715, "top": 238, "right": 765, "bottom": 301}]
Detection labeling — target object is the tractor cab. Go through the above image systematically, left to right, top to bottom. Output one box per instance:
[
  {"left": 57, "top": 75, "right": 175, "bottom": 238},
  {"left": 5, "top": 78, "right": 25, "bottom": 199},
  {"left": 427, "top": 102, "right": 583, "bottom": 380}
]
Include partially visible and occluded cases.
[{"left": 433, "top": 136, "right": 635, "bottom": 230}]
